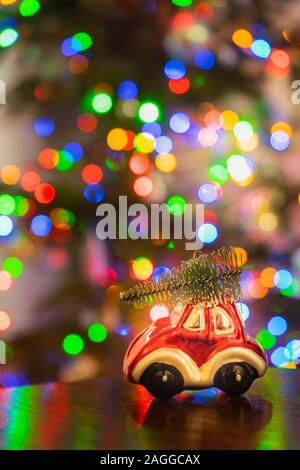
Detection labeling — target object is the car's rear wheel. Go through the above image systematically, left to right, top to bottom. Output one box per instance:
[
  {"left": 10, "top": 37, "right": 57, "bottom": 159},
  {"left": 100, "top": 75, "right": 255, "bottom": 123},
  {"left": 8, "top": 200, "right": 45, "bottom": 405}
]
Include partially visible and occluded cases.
[
  {"left": 139, "top": 362, "right": 184, "bottom": 399},
  {"left": 214, "top": 362, "right": 258, "bottom": 396}
]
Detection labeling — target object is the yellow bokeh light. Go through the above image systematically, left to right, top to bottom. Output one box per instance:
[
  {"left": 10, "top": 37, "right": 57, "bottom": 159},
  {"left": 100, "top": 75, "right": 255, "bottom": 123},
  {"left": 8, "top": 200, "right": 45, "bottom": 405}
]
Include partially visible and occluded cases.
[
  {"left": 0, "top": 0, "right": 17, "bottom": 4},
  {"left": 232, "top": 29, "right": 253, "bottom": 48},
  {"left": 220, "top": 110, "right": 239, "bottom": 130},
  {"left": 271, "top": 121, "right": 292, "bottom": 137},
  {"left": 106, "top": 128, "right": 128, "bottom": 151},
  {"left": 134, "top": 132, "right": 156, "bottom": 153},
  {"left": 155, "top": 153, "right": 176, "bottom": 173},
  {"left": 1, "top": 164, "right": 21, "bottom": 185},
  {"left": 258, "top": 212, "right": 278, "bottom": 232},
  {"left": 233, "top": 247, "right": 248, "bottom": 265},
  {"left": 132, "top": 257, "right": 153, "bottom": 281},
  {"left": 260, "top": 267, "right": 277, "bottom": 288}
]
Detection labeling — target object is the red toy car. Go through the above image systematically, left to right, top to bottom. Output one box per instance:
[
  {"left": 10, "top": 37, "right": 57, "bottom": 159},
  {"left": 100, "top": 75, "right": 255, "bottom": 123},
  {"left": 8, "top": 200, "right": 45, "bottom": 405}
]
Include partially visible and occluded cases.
[{"left": 124, "top": 302, "right": 267, "bottom": 399}]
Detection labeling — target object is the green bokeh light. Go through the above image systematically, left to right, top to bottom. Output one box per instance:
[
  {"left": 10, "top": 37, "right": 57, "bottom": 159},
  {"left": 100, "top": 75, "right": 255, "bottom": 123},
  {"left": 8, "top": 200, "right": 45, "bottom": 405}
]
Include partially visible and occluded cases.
[
  {"left": 19, "top": 0, "right": 40, "bottom": 17},
  {"left": 172, "top": 0, "right": 192, "bottom": 6},
  {"left": 0, "top": 28, "right": 19, "bottom": 48},
  {"left": 73, "top": 32, "right": 92, "bottom": 51},
  {"left": 92, "top": 93, "right": 113, "bottom": 114},
  {"left": 138, "top": 102, "right": 160, "bottom": 123},
  {"left": 56, "top": 150, "right": 74, "bottom": 172},
  {"left": 208, "top": 164, "right": 228, "bottom": 185},
  {"left": 0, "top": 195, "right": 16, "bottom": 215},
  {"left": 167, "top": 195, "right": 186, "bottom": 216},
  {"left": 13, "top": 196, "right": 29, "bottom": 217},
  {"left": 2, "top": 257, "right": 23, "bottom": 278},
  {"left": 280, "top": 279, "right": 298, "bottom": 297},
  {"left": 88, "top": 323, "right": 107, "bottom": 343},
  {"left": 256, "top": 329, "right": 276, "bottom": 350},
  {"left": 63, "top": 334, "right": 84, "bottom": 355}
]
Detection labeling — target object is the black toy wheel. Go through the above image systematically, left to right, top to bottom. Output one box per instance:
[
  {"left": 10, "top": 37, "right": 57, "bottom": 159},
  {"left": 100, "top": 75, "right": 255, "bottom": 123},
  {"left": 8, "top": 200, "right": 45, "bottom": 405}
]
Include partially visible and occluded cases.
[
  {"left": 139, "top": 362, "right": 184, "bottom": 399},
  {"left": 214, "top": 362, "right": 258, "bottom": 396}
]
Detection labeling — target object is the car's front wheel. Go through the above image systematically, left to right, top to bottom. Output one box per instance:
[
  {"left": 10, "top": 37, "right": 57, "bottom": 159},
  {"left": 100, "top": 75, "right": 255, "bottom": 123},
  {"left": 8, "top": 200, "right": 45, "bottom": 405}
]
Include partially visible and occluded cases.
[
  {"left": 139, "top": 362, "right": 184, "bottom": 399},
  {"left": 214, "top": 362, "right": 258, "bottom": 396}
]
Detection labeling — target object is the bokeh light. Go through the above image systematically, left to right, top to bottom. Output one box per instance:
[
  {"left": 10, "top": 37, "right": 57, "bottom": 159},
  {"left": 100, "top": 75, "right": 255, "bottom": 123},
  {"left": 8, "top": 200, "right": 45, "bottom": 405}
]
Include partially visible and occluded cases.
[
  {"left": 250, "top": 39, "right": 271, "bottom": 58},
  {"left": 117, "top": 80, "right": 138, "bottom": 100},
  {"left": 92, "top": 92, "right": 113, "bottom": 114},
  {"left": 138, "top": 102, "right": 160, "bottom": 123},
  {"left": 169, "top": 112, "right": 190, "bottom": 133},
  {"left": 155, "top": 153, "right": 176, "bottom": 173},
  {"left": 1, "top": 164, "right": 20, "bottom": 185},
  {"left": 82, "top": 164, "right": 103, "bottom": 184},
  {"left": 133, "top": 176, "right": 153, "bottom": 197},
  {"left": 84, "top": 184, "right": 105, "bottom": 203},
  {"left": 167, "top": 195, "right": 186, "bottom": 216},
  {"left": 0, "top": 215, "right": 13, "bottom": 237},
  {"left": 31, "top": 215, "right": 52, "bottom": 237},
  {"left": 198, "top": 223, "right": 218, "bottom": 244},
  {"left": 2, "top": 257, "right": 23, "bottom": 278},
  {"left": 132, "top": 257, "right": 153, "bottom": 280},
  {"left": 0, "top": 271, "right": 12, "bottom": 291},
  {"left": 150, "top": 305, "right": 169, "bottom": 322},
  {"left": 0, "top": 310, "right": 11, "bottom": 332},
  {"left": 267, "top": 316, "right": 287, "bottom": 336},
  {"left": 88, "top": 323, "right": 107, "bottom": 343},
  {"left": 256, "top": 329, "right": 276, "bottom": 350},
  {"left": 63, "top": 334, "right": 84, "bottom": 355}
]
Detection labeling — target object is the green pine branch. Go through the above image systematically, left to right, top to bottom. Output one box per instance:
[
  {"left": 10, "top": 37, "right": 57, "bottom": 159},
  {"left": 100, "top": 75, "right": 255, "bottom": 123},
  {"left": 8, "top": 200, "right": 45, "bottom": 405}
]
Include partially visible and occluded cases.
[{"left": 120, "top": 247, "right": 242, "bottom": 307}]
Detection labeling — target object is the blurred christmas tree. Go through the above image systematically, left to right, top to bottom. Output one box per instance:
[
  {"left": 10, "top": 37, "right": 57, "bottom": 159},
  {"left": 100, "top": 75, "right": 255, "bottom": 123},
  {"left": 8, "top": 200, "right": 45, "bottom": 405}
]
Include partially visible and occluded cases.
[{"left": 1, "top": 0, "right": 300, "bottom": 384}]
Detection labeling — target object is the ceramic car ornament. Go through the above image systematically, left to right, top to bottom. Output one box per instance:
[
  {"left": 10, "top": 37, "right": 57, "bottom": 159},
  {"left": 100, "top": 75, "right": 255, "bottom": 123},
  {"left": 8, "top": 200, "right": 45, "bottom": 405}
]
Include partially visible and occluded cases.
[{"left": 120, "top": 247, "right": 267, "bottom": 399}]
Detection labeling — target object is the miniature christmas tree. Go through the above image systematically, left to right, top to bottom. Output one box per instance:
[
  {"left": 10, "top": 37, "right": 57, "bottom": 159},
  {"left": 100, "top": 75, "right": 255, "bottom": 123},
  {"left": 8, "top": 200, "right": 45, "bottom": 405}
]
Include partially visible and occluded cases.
[{"left": 120, "top": 247, "right": 242, "bottom": 307}]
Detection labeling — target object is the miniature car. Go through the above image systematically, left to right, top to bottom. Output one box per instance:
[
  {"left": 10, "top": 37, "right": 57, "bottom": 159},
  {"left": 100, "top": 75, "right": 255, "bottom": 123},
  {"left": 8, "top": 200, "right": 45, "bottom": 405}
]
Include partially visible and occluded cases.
[{"left": 123, "top": 302, "right": 267, "bottom": 399}]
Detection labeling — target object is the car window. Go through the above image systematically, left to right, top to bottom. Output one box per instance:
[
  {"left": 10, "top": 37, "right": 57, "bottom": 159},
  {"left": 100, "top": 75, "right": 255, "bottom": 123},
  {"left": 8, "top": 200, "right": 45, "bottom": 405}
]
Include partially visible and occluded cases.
[
  {"left": 183, "top": 307, "right": 205, "bottom": 332},
  {"left": 212, "top": 307, "right": 234, "bottom": 335}
]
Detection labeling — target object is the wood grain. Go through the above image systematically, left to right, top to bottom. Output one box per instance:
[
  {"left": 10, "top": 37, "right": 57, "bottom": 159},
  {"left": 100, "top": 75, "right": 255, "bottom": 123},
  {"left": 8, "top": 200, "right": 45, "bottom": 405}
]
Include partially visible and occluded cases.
[{"left": 0, "top": 368, "right": 299, "bottom": 450}]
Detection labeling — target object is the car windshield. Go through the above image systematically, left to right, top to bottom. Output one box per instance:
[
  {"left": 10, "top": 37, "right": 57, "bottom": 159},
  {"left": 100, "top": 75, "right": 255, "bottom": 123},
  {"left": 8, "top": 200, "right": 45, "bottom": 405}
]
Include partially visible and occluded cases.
[{"left": 183, "top": 307, "right": 205, "bottom": 332}]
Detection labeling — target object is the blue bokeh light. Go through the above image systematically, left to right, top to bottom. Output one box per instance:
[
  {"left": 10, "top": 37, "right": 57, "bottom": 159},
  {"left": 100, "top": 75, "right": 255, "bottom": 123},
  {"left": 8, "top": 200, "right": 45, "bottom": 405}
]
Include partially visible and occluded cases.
[
  {"left": 61, "top": 37, "right": 78, "bottom": 57},
  {"left": 250, "top": 39, "right": 271, "bottom": 58},
  {"left": 194, "top": 49, "right": 215, "bottom": 70},
  {"left": 164, "top": 59, "right": 186, "bottom": 80},
  {"left": 117, "top": 80, "right": 138, "bottom": 100},
  {"left": 169, "top": 112, "right": 190, "bottom": 134},
  {"left": 33, "top": 117, "right": 55, "bottom": 137},
  {"left": 142, "top": 122, "right": 162, "bottom": 137},
  {"left": 270, "top": 131, "right": 290, "bottom": 151},
  {"left": 155, "top": 136, "right": 173, "bottom": 153},
  {"left": 63, "top": 142, "right": 84, "bottom": 162},
  {"left": 198, "top": 183, "right": 218, "bottom": 203},
  {"left": 84, "top": 184, "right": 104, "bottom": 203},
  {"left": 0, "top": 215, "right": 13, "bottom": 237},
  {"left": 31, "top": 215, "right": 52, "bottom": 237},
  {"left": 198, "top": 223, "right": 218, "bottom": 244},
  {"left": 152, "top": 266, "right": 171, "bottom": 283},
  {"left": 274, "top": 269, "right": 293, "bottom": 290},
  {"left": 267, "top": 316, "right": 287, "bottom": 336},
  {"left": 116, "top": 325, "right": 130, "bottom": 336},
  {"left": 285, "top": 339, "right": 300, "bottom": 361},
  {"left": 271, "top": 347, "right": 289, "bottom": 367}
]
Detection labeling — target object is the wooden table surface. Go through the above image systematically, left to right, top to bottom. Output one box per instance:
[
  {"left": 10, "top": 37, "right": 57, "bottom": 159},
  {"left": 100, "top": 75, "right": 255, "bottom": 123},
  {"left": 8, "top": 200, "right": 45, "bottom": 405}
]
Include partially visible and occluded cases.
[{"left": 0, "top": 368, "right": 299, "bottom": 450}]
